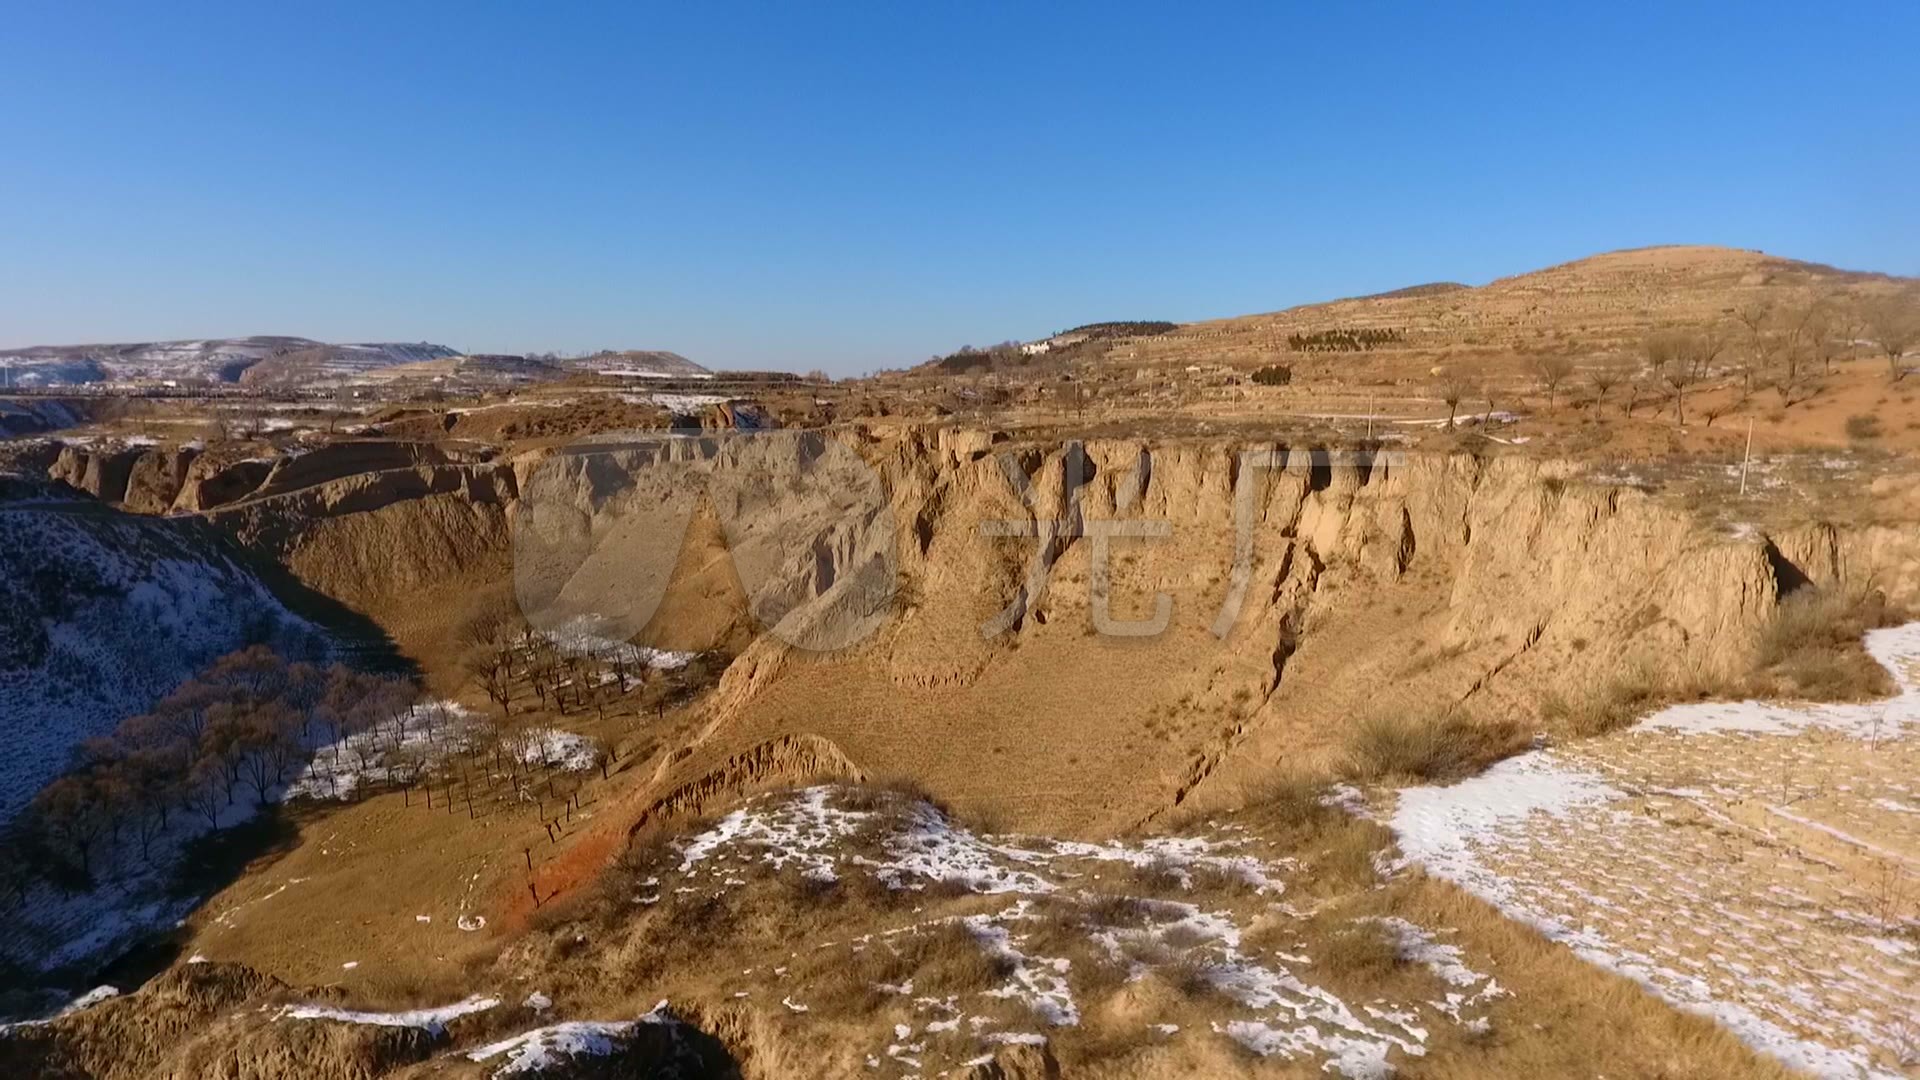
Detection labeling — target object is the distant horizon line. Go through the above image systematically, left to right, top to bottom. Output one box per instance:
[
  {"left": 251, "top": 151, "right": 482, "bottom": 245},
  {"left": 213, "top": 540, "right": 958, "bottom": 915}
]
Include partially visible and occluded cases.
[{"left": 2, "top": 242, "right": 1914, "bottom": 370}]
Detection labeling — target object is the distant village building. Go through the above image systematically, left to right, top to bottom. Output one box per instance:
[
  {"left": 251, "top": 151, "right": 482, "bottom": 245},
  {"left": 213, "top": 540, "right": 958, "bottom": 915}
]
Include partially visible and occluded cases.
[{"left": 1020, "top": 332, "right": 1091, "bottom": 356}]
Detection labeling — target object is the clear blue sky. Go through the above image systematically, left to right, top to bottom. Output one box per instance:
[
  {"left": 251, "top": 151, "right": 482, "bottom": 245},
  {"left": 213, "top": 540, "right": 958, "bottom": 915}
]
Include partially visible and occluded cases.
[{"left": 2, "top": 3, "right": 1914, "bottom": 374}]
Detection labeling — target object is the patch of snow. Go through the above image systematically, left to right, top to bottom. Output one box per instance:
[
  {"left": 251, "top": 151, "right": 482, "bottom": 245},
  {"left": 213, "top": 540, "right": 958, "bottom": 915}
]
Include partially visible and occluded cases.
[
  {"left": 651, "top": 393, "right": 730, "bottom": 413},
  {"left": 539, "top": 615, "right": 695, "bottom": 672},
  {"left": 1636, "top": 623, "right": 1920, "bottom": 738},
  {"left": 1389, "top": 627, "right": 1920, "bottom": 1079},
  {"left": 285, "top": 700, "right": 480, "bottom": 801},
  {"left": 516, "top": 729, "right": 599, "bottom": 773},
  {"left": 1390, "top": 755, "right": 1628, "bottom": 903},
  {"left": 679, "top": 786, "right": 867, "bottom": 881},
  {"left": 1046, "top": 835, "right": 1286, "bottom": 892},
  {"left": 968, "top": 907, "right": 1077, "bottom": 1026},
  {"left": 1367, "top": 918, "right": 1501, "bottom": 991},
  {"left": 56, "top": 986, "right": 119, "bottom": 1016},
  {"left": 280, "top": 994, "right": 498, "bottom": 1036},
  {"left": 467, "top": 1008, "right": 668, "bottom": 1076},
  {"left": 1217, "top": 1018, "right": 1398, "bottom": 1079}
]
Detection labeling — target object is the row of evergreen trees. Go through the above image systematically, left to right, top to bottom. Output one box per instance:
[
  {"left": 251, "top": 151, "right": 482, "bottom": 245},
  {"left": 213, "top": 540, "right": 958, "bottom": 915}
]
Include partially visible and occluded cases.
[{"left": 1287, "top": 328, "right": 1404, "bottom": 352}]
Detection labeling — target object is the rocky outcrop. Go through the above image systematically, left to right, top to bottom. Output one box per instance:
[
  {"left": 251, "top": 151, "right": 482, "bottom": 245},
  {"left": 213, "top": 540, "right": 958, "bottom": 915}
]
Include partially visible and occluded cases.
[
  {"left": 42, "top": 439, "right": 498, "bottom": 516},
  {"left": 251, "top": 441, "right": 492, "bottom": 501},
  {"left": 49, "top": 443, "right": 144, "bottom": 503},
  {"left": 122, "top": 445, "right": 199, "bottom": 513},
  {"left": 173, "top": 451, "right": 273, "bottom": 511},
  {"left": 1771, "top": 520, "right": 1920, "bottom": 610},
  {"left": 629, "top": 733, "right": 867, "bottom": 835},
  {"left": 0, "top": 963, "right": 761, "bottom": 1080},
  {"left": 6, "top": 966, "right": 424, "bottom": 1080}
]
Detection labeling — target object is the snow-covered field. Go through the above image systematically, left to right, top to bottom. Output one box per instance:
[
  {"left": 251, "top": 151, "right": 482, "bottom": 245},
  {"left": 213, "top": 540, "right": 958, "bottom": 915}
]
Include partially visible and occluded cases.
[
  {"left": 0, "top": 505, "right": 318, "bottom": 823},
  {"left": 538, "top": 614, "right": 695, "bottom": 672},
  {"left": 1392, "top": 623, "right": 1920, "bottom": 1079},
  {"left": 285, "top": 699, "right": 603, "bottom": 804}
]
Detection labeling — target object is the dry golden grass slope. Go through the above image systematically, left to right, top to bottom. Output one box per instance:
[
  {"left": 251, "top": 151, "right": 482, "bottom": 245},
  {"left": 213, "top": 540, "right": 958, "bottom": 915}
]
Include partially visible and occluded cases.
[{"left": 1153, "top": 245, "right": 1911, "bottom": 364}]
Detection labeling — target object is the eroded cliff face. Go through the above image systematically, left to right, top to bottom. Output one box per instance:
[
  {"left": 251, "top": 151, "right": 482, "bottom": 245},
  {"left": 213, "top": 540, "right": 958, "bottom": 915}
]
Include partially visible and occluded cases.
[
  {"left": 40, "top": 427, "right": 1904, "bottom": 830},
  {"left": 657, "top": 433, "right": 1814, "bottom": 831},
  {"left": 49, "top": 440, "right": 501, "bottom": 516},
  {"left": 40, "top": 441, "right": 519, "bottom": 660},
  {"left": 200, "top": 463, "right": 518, "bottom": 660},
  {"left": 1772, "top": 520, "right": 1920, "bottom": 611}
]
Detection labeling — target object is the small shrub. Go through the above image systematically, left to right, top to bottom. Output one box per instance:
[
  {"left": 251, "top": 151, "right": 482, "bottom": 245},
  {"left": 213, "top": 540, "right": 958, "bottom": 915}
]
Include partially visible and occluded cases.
[
  {"left": 1845, "top": 414, "right": 1885, "bottom": 441},
  {"left": 1757, "top": 587, "right": 1895, "bottom": 699},
  {"left": 1778, "top": 650, "right": 1879, "bottom": 700},
  {"left": 1541, "top": 665, "right": 1663, "bottom": 738},
  {"left": 1339, "top": 711, "right": 1529, "bottom": 784},
  {"left": 1243, "top": 772, "right": 1338, "bottom": 831},
  {"left": 1303, "top": 818, "right": 1391, "bottom": 894},
  {"left": 1130, "top": 853, "right": 1189, "bottom": 892},
  {"left": 1084, "top": 893, "right": 1155, "bottom": 928},
  {"left": 1314, "top": 921, "right": 1407, "bottom": 980},
  {"left": 888, "top": 922, "right": 1016, "bottom": 995},
  {"left": 1157, "top": 952, "right": 1221, "bottom": 999}
]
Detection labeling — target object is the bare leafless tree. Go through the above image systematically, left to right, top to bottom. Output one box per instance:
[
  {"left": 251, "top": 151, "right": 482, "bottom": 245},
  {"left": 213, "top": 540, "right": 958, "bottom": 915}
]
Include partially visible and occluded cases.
[
  {"left": 1865, "top": 292, "right": 1920, "bottom": 381},
  {"left": 1734, "top": 299, "right": 1773, "bottom": 374},
  {"left": 1773, "top": 301, "right": 1820, "bottom": 385},
  {"left": 1804, "top": 303, "right": 1840, "bottom": 374},
  {"left": 1839, "top": 307, "right": 1870, "bottom": 366},
  {"left": 1650, "top": 328, "right": 1723, "bottom": 426},
  {"left": 1531, "top": 353, "right": 1577, "bottom": 412},
  {"left": 1587, "top": 362, "right": 1623, "bottom": 409},
  {"left": 1437, "top": 374, "right": 1471, "bottom": 429},
  {"left": 464, "top": 647, "right": 514, "bottom": 720}
]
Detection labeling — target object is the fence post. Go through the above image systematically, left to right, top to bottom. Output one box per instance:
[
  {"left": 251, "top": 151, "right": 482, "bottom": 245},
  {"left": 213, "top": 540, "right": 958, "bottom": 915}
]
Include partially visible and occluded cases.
[{"left": 1738, "top": 417, "right": 1755, "bottom": 496}]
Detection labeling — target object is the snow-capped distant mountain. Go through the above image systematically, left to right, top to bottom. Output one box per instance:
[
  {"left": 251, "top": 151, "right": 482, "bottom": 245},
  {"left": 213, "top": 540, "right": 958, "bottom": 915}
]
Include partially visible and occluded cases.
[
  {"left": 0, "top": 337, "right": 460, "bottom": 388},
  {"left": 563, "top": 349, "right": 712, "bottom": 380}
]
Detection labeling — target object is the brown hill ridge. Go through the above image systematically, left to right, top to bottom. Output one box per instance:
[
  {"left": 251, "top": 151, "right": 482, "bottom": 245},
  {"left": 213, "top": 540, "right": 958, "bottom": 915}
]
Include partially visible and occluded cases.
[{"left": 1124, "top": 244, "right": 1917, "bottom": 368}]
